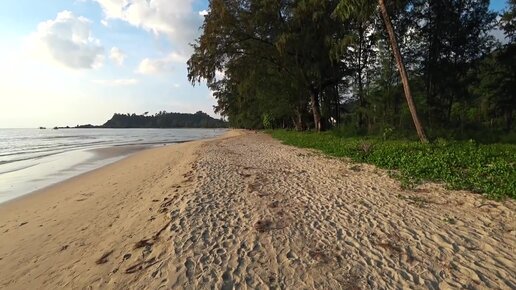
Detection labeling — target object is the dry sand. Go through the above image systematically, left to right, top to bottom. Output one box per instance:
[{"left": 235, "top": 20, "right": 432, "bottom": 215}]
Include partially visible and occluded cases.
[{"left": 0, "top": 130, "right": 515, "bottom": 289}]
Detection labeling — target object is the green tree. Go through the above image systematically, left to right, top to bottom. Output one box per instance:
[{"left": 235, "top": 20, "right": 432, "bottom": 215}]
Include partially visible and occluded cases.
[
  {"left": 188, "top": 0, "right": 349, "bottom": 131},
  {"left": 335, "top": 0, "right": 428, "bottom": 142},
  {"left": 500, "top": 0, "right": 516, "bottom": 42}
]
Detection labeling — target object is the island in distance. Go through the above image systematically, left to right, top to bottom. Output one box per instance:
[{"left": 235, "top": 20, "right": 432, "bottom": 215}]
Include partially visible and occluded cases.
[{"left": 56, "top": 111, "right": 227, "bottom": 129}]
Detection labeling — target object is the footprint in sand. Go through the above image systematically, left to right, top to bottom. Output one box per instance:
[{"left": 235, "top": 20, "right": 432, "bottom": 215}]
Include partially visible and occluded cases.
[
  {"left": 96, "top": 250, "right": 114, "bottom": 264},
  {"left": 184, "top": 257, "right": 196, "bottom": 281},
  {"left": 221, "top": 269, "right": 234, "bottom": 290}
]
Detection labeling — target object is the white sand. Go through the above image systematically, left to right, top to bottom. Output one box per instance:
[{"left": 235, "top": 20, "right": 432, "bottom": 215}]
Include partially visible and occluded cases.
[{"left": 0, "top": 131, "right": 514, "bottom": 289}]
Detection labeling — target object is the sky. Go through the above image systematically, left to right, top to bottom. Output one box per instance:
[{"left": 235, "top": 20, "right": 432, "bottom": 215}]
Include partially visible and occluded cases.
[
  {"left": 0, "top": 0, "right": 510, "bottom": 128},
  {"left": 0, "top": 0, "right": 212, "bottom": 128}
]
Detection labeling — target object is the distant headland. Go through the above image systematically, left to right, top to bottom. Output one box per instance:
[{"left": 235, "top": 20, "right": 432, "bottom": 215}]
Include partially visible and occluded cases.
[{"left": 47, "top": 111, "right": 227, "bottom": 129}]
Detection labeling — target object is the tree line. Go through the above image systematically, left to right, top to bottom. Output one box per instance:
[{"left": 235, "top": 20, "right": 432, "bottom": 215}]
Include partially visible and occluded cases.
[
  {"left": 188, "top": 0, "right": 515, "bottom": 142},
  {"left": 102, "top": 111, "right": 227, "bottom": 128}
]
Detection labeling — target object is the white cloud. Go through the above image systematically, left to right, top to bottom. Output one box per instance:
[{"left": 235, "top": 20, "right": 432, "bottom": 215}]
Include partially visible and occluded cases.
[
  {"left": 94, "top": 0, "right": 203, "bottom": 52},
  {"left": 27, "top": 10, "right": 104, "bottom": 69},
  {"left": 199, "top": 10, "right": 209, "bottom": 16},
  {"left": 101, "top": 19, "right": 109, "bottom": 27},
  {"left": 109, "top": 47, "right": 126, "bottom": 65},
  {"left": 136, "top": 52, "right": 188, "bottom": 74},
  {"left": 164, "top": 52, "right": 188, "bottom": 63},
  {"left": 136, "top": 58, "right": 169, "bottom": 74},
  {"left": 93, "top": 78, "right": 139, "bottom": 86}
]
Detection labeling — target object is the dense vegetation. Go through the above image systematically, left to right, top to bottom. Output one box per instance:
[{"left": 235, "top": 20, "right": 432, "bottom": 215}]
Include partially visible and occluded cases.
[
  {"left": 188, "top": 0, "right": 515, "bottom": 142},
  {"left": 102, "top": 111, "right": 227, "bottom": 128},
  {"left": 271, "top": 130, "right": 516, "bottom": 199}
]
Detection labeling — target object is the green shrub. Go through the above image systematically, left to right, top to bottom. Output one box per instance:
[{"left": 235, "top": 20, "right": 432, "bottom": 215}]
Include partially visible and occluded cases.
[
  {"left": 262, "top": 113, "right": 273, "bottom": 129},
  {"left": 270, "top": 130, "right": 516, "bottom": 199}
]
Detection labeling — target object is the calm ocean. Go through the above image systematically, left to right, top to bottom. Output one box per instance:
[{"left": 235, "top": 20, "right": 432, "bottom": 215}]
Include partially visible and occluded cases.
[{"left": 0, "top": 128, "right": 226, "bottom": 203}]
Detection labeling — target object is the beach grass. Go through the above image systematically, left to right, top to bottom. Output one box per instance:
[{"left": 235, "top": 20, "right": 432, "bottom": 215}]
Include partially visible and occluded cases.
[{"left": 270, "top": 130, "right": 516, "bottom": 200}]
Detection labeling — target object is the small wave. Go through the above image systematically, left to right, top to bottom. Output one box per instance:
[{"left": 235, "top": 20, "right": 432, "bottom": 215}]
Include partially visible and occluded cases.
[
  {"left": 40, "top": 135, "right": 97, "bottom": 140},
  {"left": 112, "top": 139, "right": 192, "bottom": 147},
  {"left": 0, "top": 141, "right": 110, "bottom": 158},
  {"left": 0, "top": 150, "right": 71, "bottom": 165},
  {"left": 0, "top": 163, "right": 39, "bottom": 175}
]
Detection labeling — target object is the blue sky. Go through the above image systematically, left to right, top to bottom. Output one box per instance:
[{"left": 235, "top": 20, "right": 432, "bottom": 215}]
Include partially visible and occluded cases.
[
  {"left": 0, "top": 0, "right": 510, "bottom": 127},
  {"left": 0, "top": 0, "right": 212, "bottom": 128},
  {"left": 490, "top": 0, "right": 508, "bottom": 11}
]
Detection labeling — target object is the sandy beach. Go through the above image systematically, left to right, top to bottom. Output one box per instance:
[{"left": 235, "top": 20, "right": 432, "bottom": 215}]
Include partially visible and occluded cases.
[{"left": 0, "top": 130, "right": 514, "bottom": 289}]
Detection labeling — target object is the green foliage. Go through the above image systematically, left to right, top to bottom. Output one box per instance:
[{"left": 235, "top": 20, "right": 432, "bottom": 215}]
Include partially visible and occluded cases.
[
  {"left": 188, "top": 0, "right": 514, "bottom": 142},
  {"left": 188, "top": 0, "right": 348, "bottom": 131},
  {"left": 333, "top": 0, "right": 376, "bottom": 21},
  {"left": 500, "top": 0, "right": 516, "bottom": 42},
  {"left": 102, "top": 111, "right": 227, "bottom": 128},
  {"left": 262, "top": 113, "right": 273, "bottom": 130},
  {"left": 382, "top": 126, "right": 394, "bottom": 140},
  {"left": 270, "top": 130, "right": 516, "bottom": 199}
]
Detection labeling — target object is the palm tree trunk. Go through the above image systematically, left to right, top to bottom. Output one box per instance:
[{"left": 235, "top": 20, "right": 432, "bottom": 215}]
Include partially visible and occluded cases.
[{"left": 378, "top": 0, "right": 428, "bottom": 143}]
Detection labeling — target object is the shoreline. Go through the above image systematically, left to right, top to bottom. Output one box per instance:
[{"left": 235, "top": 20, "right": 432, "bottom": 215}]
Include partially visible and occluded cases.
[
  {"left": 0, "top": 128, "right": 227, "bottom": 204},
  {"left": 0, "top": 131, "right": 235, "bottom": 208},
  {"left": 0, "top": 144, "right": 160, "bottom": 204},
  {"left": 0, "top": 145, "right": 146, "bottom": 207}
]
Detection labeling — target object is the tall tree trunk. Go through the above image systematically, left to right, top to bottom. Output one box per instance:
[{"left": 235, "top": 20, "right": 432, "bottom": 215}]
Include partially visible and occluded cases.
[
  {"left": 379, "top": 0, "right": 428, "bottom": 143},
  {"left": 357, "top": 26, "right": 366, "bottom": 131},
  {"left": 334, "top": 86, "right": 340, "bottom": 127},
  {"left": 310, "top": 91, "right": 323, "bottom": 132},
  {"left": 292, "top": 109, "right": 305, "bottom": 131},
  {"left": 506, "top": 109, "right": 513, "bottom": 132}
]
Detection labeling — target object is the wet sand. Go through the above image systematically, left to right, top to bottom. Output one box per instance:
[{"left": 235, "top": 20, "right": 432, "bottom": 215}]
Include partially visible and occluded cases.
[
  {"left": 0, "top": 130, "right": 514, "bottom": 289},
  {"left": 0, "top": 144, "right": 153, "bottom": 203}
]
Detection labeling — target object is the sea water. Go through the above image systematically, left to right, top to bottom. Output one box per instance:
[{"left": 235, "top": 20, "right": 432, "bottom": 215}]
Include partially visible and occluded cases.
[{"left": 0, "top": 128, "right": 226, "bottom": 203}]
